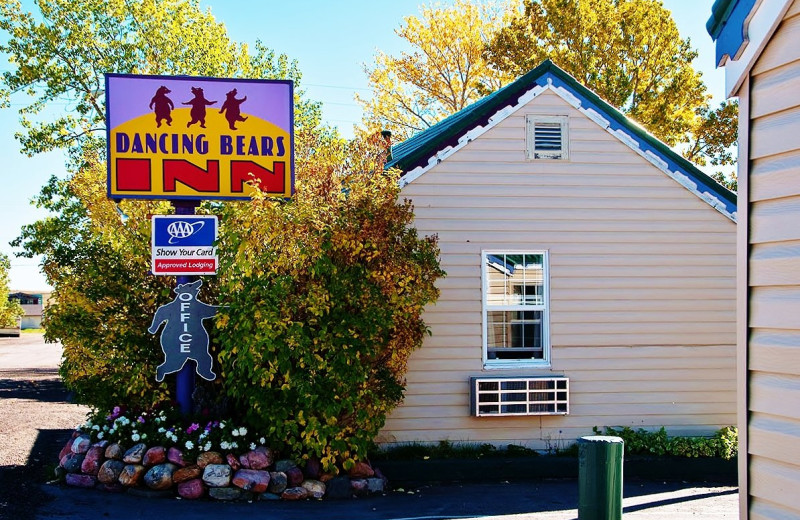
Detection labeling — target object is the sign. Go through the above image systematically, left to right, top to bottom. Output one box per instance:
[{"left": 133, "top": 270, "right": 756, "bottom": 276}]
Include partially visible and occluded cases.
[
  {"left": 106, "top": 73, "right": 294, "bottom": 200},
  {"left": 152, "top": 215, "right": 218, "bottom": 275},
  {"left": 148, "top": 280, "right": 218, "bottom": 381}
]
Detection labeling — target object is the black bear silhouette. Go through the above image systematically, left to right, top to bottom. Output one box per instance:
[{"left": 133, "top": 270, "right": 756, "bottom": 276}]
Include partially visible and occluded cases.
[
  {"left": 149, "top": 86, "right": 174, "bottom": 128},
  {"left": 182, "top": 87, "right": 217, "bottom": 128},
  {"left": 219, "top": 88, "right": 248, "bottom": 130},
  {"left": 148, "top": 279, "right": 218, "bottom": 382}
]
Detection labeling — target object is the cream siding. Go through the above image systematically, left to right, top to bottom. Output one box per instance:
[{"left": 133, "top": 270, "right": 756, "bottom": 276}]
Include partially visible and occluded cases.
[
  {"left": 745, "top": 1, "right": 800, "bottom": 517},
  {"left": 379, "top": 89, "right": 736, "bottom": 448}
]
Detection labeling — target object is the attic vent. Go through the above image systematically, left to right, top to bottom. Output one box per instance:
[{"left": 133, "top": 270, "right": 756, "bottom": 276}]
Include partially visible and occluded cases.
[
  {"left": 526, "top": 115, "right": 569, "bottom": 160},
  {"left": 470, "top": 376, "right": 569, "bottom": 417}
]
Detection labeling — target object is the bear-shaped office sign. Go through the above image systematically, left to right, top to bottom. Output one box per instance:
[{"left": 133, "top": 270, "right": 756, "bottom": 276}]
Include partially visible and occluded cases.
[
  {"left": 149, "top": 86, "right": 174, "bottom": 128},
  {"left": 148, "top": 279, "right": 219, "bottom": 382}
]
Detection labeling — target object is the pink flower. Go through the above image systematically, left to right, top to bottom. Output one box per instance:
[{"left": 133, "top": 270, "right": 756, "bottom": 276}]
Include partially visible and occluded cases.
[{"left": 186, "top": 423, "right": 200, "bottom": 434}]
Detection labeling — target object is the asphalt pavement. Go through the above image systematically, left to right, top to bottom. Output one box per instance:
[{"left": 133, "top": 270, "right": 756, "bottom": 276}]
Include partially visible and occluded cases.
[{"left": 1, "top": 334, "right": 739, "bottom": 520}]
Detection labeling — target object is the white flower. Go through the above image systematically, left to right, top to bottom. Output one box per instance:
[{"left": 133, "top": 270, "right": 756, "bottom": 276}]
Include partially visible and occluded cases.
[
  {"left": 219, "top": 422, "right": 226, "bottom": 429},
  {"left": 92, "top": 425, "right": 100, "bottom": 431},
  {"left": 103, "top": 425, "right": 109, "bottom": 432},
  {"left": 158, "top": 427, "right": 165, "bottom": 433},
  {"left": 239, "top": 427, "right": 248, "bottom": 436},
  {"left": 109, "top": 428, "right": 116, "bottom": 435},
  {"left": 231, "top": 429, "right": 238, "bottom": 437},
  {"left": 97, "top": 432, "right": 104, "bottom": 440},
  {"left": 199, "top": 432, "right": 207, "bottom": 440},
  {"left": 131, "top": 433, "right": 140, "bottom": 442},
  {"left": 142, "top": 434, "right": 147, "bottom": 439},
  {"left": 259, "top": 437, "right": 265, "bottom": 445},
  {"left": 185, "top": 441, "right": 194, "bottom": 450},
  {"left": 220, "top": 441, "right": 230, "bottom": 450},
  {"left": 203, "top": 442, "right": 212, "bottom": 452},
  {"left": 231, "top": 442, "right": 238, "bottom": 449},
  {"left": 250, "top": 443, "right": 256, "bottom": 450}
]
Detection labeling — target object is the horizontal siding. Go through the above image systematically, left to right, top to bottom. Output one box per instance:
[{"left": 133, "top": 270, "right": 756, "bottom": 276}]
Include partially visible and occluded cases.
[
  {"left": 748, "top": 4, "right": 800, "bottom": 517},
  {"left": 382, "top": 88, "right": 735, "bottom": 447}
]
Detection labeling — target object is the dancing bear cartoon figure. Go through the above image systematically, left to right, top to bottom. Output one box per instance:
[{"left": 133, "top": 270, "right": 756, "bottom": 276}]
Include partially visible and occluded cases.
[
  {"left": 149, "top": 86, "right": 174, "bottom": 128},
  {"left": 182, "top": 87, "right": 217, "bottom": 128},
  {"left": 219, "top": 88, "right": 248, "bottom": 130},
  {"left": 148, "top": 279, "right": 218, "bottom": 382}
]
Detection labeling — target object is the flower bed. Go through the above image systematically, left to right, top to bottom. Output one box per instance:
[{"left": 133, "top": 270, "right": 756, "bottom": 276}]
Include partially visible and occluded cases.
[{"left": 55, "top": 408, "right": 387, "bottom": 501}]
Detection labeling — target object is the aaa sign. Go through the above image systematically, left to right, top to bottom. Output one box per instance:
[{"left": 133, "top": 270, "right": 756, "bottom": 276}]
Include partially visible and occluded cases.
[{"left": 106, "top": 74, "right": 294, "bottom": 200}]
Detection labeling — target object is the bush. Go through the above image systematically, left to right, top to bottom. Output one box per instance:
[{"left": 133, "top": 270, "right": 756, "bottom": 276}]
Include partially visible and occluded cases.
[{"left": 593, "top": 425, "right": 738, "bottom": 460}]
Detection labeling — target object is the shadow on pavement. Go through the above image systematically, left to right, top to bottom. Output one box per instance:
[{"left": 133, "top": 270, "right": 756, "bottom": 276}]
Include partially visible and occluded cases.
[
  {"left": 0, "top": 373, "right": 72, "bottom": 403},
  {"left": 0, "top": 428, "right": 75, "bottom": 520},
  {"left": 623, "top": 486, "right": 738, "bottom": 513}
]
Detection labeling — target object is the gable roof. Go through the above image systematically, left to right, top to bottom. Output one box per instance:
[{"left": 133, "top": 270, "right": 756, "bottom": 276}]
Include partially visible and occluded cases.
[{"left": 387, "top": 60, "right": 737, "bottom": 221}]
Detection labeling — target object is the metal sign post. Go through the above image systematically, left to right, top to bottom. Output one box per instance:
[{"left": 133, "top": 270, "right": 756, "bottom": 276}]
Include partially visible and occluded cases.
[{"left": 174, "top": 200, "right": 199, "bottom": 415}]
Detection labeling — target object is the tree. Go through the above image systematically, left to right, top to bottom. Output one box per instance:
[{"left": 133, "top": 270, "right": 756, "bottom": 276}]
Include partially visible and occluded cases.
[
  {"left": 2, "top": 0, "right": 323, "bottom": 410},
  {"left": 358, "top": 0, "right": 508, "bottom": 141},
  {"left": 364, "top": 0, "right": 737, "bottom": 180},
  {"left": 0, "top": 252, "right": 24, "bottom": 328}
]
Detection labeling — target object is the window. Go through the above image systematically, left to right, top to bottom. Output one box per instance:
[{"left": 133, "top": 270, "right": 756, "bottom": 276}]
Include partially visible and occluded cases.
[
  {"left": 526, "top": 115, "right": 569, "bottom": 160},
  {"left": 482, "top": 252, "right": 550, "bottom": 368}
]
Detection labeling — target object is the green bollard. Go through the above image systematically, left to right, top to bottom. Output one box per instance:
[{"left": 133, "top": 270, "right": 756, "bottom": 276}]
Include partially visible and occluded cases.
[{"left": 578, "top": 435, "right": 624, "bottom": 520}]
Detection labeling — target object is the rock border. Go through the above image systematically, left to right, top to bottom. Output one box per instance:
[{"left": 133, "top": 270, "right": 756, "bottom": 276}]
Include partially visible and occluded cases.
[{"left": 56, "top": 430, "right": 388, "bottom": 501}]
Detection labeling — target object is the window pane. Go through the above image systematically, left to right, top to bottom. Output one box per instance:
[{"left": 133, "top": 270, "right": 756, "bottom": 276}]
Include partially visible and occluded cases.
[
  {"left": 486, "top": 254, "right": 544, "bottom": 306},
  {"left": 487, "top": 310, "right": 543, "bottom": 360}
]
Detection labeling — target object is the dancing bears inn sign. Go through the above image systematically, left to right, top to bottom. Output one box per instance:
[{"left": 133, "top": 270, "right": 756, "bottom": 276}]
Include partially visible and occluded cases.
[
  {"left": 105, "top": 73, "right": 295, "bottom": 385},
  {"left": 106, "top": 73, "right": 294, "bottom": 200}
]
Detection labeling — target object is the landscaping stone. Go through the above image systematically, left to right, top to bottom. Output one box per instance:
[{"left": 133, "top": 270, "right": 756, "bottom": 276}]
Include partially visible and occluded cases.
[
  {"left": 71, "top": 434, "right": 91, "bottom": 454},
  {"left": 58, "top": 440, "right": 73, "bottom": 461},
  {"left": 92, "top": 440, "right": 109, "bottom": 449},
  {"left": 105, "top": 443, "right": 124, "bottom": 460},
  {"left": 122, "top": 443, "right": 147, "bottom": 464},
  {"left": 80, "top": 446, "right": 105, "bottom": 475},
  {"left": 142, "top": 446, "right": 166, "bottom": 466},
  {"left": 167, "top": 447, "right": 187, "bottom": 467},
  {"left": 243, "top": 447, "right": 273, "bottom": 470},
  {"left": 196, "top": 451, "right": 223, "bottom": 468},
  {"left": 61, "top": 452, "right": 85, "bottom": 473},
  {"left": 226, "top": 453, "right": 241, "bottom": 471},
  {"left": 304, "top": 457, "right": 322, "bottom": 480},
  {"left": 275, "top": 459, "right": 297, "bottom": 473},
  {"left": 97, "top": 460, "right": 125, "bottom": 485},
  {"left": 348, "top": 461, "right": 374, "bottom": 478},
  {"left": 144, "top": 463, "right": 177, "bottom": 490},
  {"left": 118, "top": 464, "right": 146, "bottom": 487},
  {"left": 202, "top": 464, "right": 232, "bottom": 487},
  {"left": 172, "top": 465, "right": 202, "bottom": 484},
  {"left": 53, "top": 466, "right": 67, "bottom": 482},
  {"left": 286, "top": 466, "right": 304, "bottom": 487},
  {"left": 232, "top": 469, "right": 270, "bottom": 493},
  {"left": 267, "top": 471, "right": 287, "bottom": 494},
  {"left": 319, "top": 472, "right": 336, "bottom": 482},
  {"left": 65, "top": 473, "right": 96, "bottom": 488},
  {"left": 325, "top": 476, "right": 352, "bottom": 499},
  {"left": 366, "top": 477, "right": 385, "bottom": 493},
  {"left": 177, "top": 478, "right": 205, "bottom": 500},
  {"left": 350, "top": 478, "right": 369, "bottom": 497},
  {"left": 301, "top": 479, "right": 326, "bottom": 499},
  {"left": 209, "top": 487, "right": 244, "bottom": 501},
  {"left": 280, "top": 487, "right": 309, "bottom": 500},
  {"left": 258, "top": 492, "right": 281, "bottom": 501}
]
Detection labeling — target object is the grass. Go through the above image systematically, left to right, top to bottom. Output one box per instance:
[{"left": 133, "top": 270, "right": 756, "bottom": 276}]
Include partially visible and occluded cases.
[{"left": 21, "top": 328, "right": 45, "bottom": 333}]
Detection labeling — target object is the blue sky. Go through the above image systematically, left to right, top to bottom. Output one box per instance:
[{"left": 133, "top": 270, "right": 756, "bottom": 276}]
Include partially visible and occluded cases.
[{"left": 1, "top": 0, "right": 726, "bottom": 290}]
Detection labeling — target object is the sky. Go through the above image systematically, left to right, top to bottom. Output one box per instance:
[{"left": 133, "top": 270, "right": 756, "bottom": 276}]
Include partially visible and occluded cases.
[{"left": 1, "top": 0, "right": 727, "bottom": 291}]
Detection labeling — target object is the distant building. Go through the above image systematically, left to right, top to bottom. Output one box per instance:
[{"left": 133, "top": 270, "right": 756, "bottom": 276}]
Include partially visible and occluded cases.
[{"left": 8, "top": 291, "right": 51, "bottom": 329}]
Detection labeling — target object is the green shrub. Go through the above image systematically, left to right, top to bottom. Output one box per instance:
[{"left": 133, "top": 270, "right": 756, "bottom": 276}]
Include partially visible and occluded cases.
[{"left": 593, "top": 425, "right": 738, "bottom": 459}]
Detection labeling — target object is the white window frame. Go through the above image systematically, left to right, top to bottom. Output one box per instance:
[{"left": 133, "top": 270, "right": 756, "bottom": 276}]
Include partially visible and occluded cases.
[
  {"left": 526, "top": 115, "right": 569, "bottom": 160},
  {"left": 481, "top": 250, "right": 551, "bottom": 369}
]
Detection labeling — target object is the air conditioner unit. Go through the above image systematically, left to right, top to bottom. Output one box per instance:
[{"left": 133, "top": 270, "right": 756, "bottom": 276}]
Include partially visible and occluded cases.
[{"left": 470, "top": 376, "right": 569, "bottom": 417}]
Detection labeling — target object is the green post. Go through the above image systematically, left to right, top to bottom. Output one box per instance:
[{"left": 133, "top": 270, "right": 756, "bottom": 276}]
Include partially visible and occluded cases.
[{"left": 578, "top": 435, "right": 624, "bottom": 519}]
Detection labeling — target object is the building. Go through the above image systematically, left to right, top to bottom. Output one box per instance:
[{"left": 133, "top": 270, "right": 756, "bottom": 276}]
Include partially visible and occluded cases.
[
  {"left": 709, "top": 0, "right": 800, "bottom": 517},
  {"left": 377, "top": 60, "right": 737, "bottom": 450},
  {"left": 8, "top": 291, "right": 50, "bottom": 329}
]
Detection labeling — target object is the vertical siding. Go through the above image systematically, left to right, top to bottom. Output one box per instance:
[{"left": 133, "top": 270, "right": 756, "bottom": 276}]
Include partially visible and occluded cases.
[
  {"left": 747, "top": 1, "right": 800, "bottom": 517},
  {"left": 378, "top": 89, "right": 736, "bottom": 447}
]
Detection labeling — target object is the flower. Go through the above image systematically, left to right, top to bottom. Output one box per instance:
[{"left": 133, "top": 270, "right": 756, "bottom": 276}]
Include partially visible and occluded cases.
[
  {"left": 137, "top": 416, "right": 146, "bottom": 424},
  {"left": 186, "top": 423, "right": 200, "bottom": 435},
  {"left": 239, "top": 427, "right": 248, "bottom": 436},
  {"left": 98, "top": 432, "right": 104, "bottom": 440},
  {"left": 131, "top": 433, "right": 141, "bottom": 442},
  {"left": 259, "top": 437, "right": 265, "bottom": 445},
  {"left": 185, "top": 441, "right": 194, "bottom": 450},
  {"left": 220, "top": 441, "right": 230, "bottom": 450},
  {"left": 203, "top": 442, "right": 212, "bottom": 452},
  {"left": 250, "top": 443, "right": 256, "bottom": 450}
]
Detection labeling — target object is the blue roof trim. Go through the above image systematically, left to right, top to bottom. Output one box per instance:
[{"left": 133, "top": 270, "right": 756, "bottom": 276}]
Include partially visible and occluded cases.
[
  {"left": 707, "top": 0, "right": 758, "bottom": 65},
  {"left": 389, "top": 60, "right": 736, "bottom": 220},
  {"left": 542, "top": 73, "right": 737, "bottom": 217}
]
